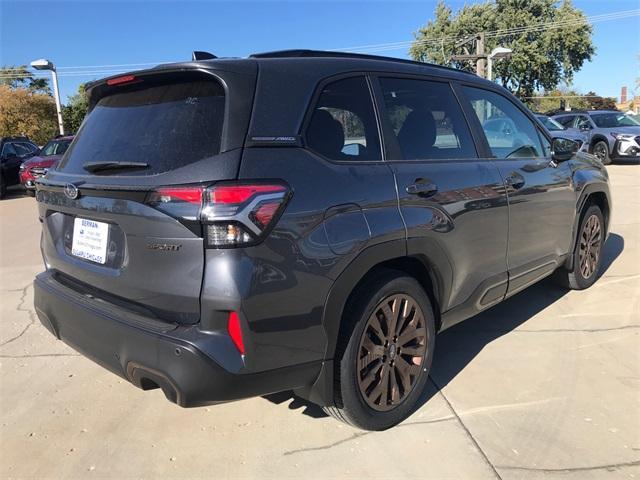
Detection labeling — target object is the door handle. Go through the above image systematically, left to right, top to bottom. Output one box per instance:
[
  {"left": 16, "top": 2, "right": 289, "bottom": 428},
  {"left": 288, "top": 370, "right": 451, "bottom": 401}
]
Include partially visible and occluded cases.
[
  {"left": 504, "top": 173, "right": 525, "bottom": 190},
  {"left": 406, "top": 181, "right": 438, "bottom": 197}
]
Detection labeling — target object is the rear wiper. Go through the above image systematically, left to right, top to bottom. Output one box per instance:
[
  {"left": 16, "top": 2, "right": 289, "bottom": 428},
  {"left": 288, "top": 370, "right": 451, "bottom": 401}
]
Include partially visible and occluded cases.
[{"left": 83, "top": 161, "right": 149, "bottom": 173}]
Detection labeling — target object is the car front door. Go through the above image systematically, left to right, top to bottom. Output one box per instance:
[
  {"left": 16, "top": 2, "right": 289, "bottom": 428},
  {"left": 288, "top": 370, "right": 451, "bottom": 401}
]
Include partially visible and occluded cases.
[
  {"left": 374, "top": 76, "right": 509, "bottom": 322},
  {"left": 460, "top": 86, "right": 576, "bottom": 297},
  {"left": 1, "top": 143, "right": 22, "bottom": 185}
]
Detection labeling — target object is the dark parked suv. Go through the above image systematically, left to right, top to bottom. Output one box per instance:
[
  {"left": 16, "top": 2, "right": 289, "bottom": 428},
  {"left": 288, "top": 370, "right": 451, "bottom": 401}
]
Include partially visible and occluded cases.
[{"left": 34, "top": 50, "right": 611, "bottom": 430}]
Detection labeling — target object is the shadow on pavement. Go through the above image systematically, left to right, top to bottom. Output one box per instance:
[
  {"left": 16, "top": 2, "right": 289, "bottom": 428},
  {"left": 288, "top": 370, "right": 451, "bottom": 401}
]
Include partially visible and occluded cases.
[
  {"left": 2, "top": 185, "right": 33, "bottom": 200},
  {"left": 423, "top": 232, "right": 624, "bottom": 408},
  {"left": 267, "top": 233, "right": 624, "bottom": 421}
]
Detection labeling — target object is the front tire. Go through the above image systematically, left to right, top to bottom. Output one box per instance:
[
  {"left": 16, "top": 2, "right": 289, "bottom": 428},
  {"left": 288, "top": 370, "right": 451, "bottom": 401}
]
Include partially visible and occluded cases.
[
  {"left": 592, "top": 140, "right": 611, "bottom": 165},
  {"left": 556, "top": 205, "right": 604, "bottom": 290},
  {"left": 324, "top": 271, "right": 436, "bottom": 430}
]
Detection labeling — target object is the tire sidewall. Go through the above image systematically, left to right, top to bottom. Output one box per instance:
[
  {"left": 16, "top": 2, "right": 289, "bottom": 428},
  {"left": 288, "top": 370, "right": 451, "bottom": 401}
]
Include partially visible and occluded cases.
[
  {"left": 593, "top": 141, "right": 611, "bottom": 165},
  {"left": 572, "top": 205, "right": 604, "bottom": 289},
  {"left": 338, "top": 274, "right": 436, "bottom": 430}
]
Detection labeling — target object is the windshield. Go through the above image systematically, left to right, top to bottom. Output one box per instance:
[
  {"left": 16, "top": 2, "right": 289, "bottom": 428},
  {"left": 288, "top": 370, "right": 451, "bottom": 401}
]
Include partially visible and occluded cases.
[
  {"left": 58, "top": 79, "right": 225, "bottom": 175},
  {"left": 591, "top": 113, "right": 640, "bottom": 128},
  {"left": 537, "top": 116, "right": 565, "bottom": 131},
  {"left": 40, "top": 139, "right": 71, "bottom": 156}
]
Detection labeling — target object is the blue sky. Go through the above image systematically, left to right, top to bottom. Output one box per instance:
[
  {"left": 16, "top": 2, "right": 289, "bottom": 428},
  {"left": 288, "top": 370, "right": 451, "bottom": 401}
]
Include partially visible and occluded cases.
[{"left": 1, "top": 0, "right": 638, "bottom": 103}]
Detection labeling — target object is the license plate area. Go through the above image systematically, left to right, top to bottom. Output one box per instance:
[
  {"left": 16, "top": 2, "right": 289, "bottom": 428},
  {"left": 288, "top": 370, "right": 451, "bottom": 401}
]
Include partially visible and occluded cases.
[{"left": 71, "top": 217, "right": 110, "bottom": 264}]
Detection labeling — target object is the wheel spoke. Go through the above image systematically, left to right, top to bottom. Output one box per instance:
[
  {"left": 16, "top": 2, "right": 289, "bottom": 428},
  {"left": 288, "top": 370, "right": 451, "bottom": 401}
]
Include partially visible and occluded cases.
[
  {"left": 357, "top": 293, "right": 429, "bottom": 412},
  {"left": 368, "top": 314, "right": 386, "bottom": 343},
  {"left": 398, "top": 326, "right": 426, "bottom": 347},
  {"left": 369, "top": 364, "right": 389, "bottom": 406}
]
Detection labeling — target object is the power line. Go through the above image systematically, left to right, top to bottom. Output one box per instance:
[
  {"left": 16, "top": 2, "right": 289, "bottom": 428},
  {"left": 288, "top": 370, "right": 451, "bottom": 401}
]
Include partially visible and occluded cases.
[
  {"left": 0, "top": 8, "right": 637, "bottom": 80},
  {"left": 338, "top": 8, "right": 640, "bottom": 54}
]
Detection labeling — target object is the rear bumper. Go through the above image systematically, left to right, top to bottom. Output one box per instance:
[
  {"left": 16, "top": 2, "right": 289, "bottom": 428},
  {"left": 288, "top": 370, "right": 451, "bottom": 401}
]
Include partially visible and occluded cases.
[{"left": 34, "top": 271, "right": 321, "bottom": 407}]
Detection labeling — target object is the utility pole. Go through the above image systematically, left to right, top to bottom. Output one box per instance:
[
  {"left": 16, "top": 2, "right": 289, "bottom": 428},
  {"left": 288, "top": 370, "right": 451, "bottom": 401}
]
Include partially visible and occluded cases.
[
  {"left": 451, "top": 33, "right": 487, "bottom": 78},
  {"left": 476, "top": 33, "right": 486, "bottom": 78}
]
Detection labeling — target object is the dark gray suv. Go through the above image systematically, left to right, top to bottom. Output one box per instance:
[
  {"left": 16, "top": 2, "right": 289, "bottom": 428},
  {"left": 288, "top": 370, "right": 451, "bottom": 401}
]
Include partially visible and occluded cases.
[{"left": 34, "top": 50, "right": 611, "bottom": 430}]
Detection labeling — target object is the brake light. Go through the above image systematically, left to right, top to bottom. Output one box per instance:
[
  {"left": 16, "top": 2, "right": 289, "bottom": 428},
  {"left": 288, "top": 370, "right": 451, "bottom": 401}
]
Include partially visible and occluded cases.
[
  {"left": 107, "top": 75, "right": 138, "bottom": 86},
  {"left": 146, "top": 182, "right": 290, "bottom": 248},
  {"left": 212, "top": 185, "right": 285, "bottom": 204},
  {"left": 227, "top": 311, "right": 245, "bottom": 355}
]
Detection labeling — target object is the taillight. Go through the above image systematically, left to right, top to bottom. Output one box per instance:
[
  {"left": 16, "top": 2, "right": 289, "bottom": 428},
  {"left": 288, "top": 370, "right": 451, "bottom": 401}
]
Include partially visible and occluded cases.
[
  {"left": 146, "top": 183, "right": 290, "bottom": 248},
  {"left": 202, "top": 183, "right": 289, "bottom": 247}
]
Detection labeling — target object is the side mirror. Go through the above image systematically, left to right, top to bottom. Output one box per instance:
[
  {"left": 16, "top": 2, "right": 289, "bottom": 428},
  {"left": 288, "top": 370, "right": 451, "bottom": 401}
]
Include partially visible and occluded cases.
[
  {"left": 579, "top": 124, "right": 591, "bottom": 131},
  {"left": 552, "top": 137, "right": 579, "bottom": 162}
]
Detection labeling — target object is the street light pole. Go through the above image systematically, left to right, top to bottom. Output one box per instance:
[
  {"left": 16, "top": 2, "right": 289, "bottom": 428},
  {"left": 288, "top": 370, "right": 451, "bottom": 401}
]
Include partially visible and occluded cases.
[
  {"left": 487, "top": 47, "right": 513, "bottom": 82},
  {"left": 30, "top": 59, "right": 65, "bottom": 135}
]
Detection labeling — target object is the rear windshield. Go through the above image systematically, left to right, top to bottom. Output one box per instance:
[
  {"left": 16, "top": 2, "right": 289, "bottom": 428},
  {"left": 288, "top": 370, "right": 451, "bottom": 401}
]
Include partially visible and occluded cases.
[{"left": 59, "top": 80, "right": 225, "bottom": 175}]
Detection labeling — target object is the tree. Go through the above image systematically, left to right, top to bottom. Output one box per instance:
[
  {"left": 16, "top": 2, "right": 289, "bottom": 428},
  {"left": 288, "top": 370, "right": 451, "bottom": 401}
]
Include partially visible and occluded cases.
[
  {"left": 410, "top": 0, "right": 595, "bottom": 100},
  {"left": 0, "top": 65, "right": 51, "bottom": 94},
  {"left": 62, "top": 84, "right": 89, "bottom": 133},
  {"left": 0, "top": 85, "right": 57, "bottom": 144},
  {"left": 584, "top": 91, "right": 616, "bottom": 110}
]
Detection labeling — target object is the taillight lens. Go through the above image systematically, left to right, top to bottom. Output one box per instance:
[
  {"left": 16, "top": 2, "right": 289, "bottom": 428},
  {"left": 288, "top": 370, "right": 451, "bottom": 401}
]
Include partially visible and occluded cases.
[
  {"left": 146, "top": 183, "right": 290, "bottom": 248},
  {"left": 202, "top": 183, "right": 289, "bottom": 247},
  {"left": 146, "top": 186, "right": 204, "bottom": 221}
]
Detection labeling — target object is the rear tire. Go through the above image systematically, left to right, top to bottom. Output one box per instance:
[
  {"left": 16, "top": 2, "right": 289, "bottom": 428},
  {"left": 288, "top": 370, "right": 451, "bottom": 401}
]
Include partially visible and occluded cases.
[
  {"left": 592, "top": 140, "right": 611, "bottom": 165},
  {"left": 0, "top": 180, "right": 6, "bottom": 199},
  {"left": 26, "top": 189, "right": 35, "bottom": 197},
  {"left": 556, "top": 205, "right": 604, "bottom": 290},
  {"left": 324, "top": 270, "right": 436, "bottom": 430}
]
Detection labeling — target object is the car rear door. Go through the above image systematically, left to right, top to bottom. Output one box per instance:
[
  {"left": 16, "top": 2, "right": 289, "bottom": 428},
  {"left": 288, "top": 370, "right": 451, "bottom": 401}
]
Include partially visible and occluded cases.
[
  {"left": 37, "top": 65, "right": 256, "bottom": 324},
  {"left": 373, "top": 76, "right": 509, "bottom": 320},
  {"left": 459, "top": 85, "right": 576, "bottom": 297}
]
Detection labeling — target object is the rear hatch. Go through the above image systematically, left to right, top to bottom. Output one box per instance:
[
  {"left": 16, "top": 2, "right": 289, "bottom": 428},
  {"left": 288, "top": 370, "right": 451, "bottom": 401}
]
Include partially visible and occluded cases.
[{"left": 37, "top": 62, "right": 257, "bottom": 324}]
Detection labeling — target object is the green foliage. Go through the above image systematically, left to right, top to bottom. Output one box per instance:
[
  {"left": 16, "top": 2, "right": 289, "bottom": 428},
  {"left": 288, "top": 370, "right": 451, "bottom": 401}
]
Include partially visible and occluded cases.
[
  {"left": 410, "top": 0, "right": 595, "bottom": 99},
  {"left": 0, "top": 65, "right": 51, "bottom": 95},
  {"left": 62, "top": 84, "right": 89, "bottom": 134},
  {"left": 0, "top": 85, "right": 57, "bottom": 144},
  {"left": 527, "top": 89, "right": 617, "bottom": 114},
  {"left": 584, "top": 91, "right": 616, "bottom": 110}
]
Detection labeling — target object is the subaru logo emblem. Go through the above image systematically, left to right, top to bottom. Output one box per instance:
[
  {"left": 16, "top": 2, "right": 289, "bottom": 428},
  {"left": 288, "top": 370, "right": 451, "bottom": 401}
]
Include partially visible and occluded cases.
[{"left": 64, "top": 183, "right": 79, "bottom": 200}]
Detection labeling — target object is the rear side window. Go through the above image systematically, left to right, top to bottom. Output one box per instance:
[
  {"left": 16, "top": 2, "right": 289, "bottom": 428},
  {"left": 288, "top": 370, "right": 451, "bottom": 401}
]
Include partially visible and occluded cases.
[
  {"left": 305, "top": 76, "right": 382, "bottom": 161},
  {"left": 379, "top": 78, "right": 477, "bottom": 160},
  {"left": 59, "top": 80, "right": 225, "bottom": 175},
  {"left": 463, "top": 87, "right": 543, "bottom": 159},
  {"left": 556, "top": 115, "right": 576, "bottom": 127}
]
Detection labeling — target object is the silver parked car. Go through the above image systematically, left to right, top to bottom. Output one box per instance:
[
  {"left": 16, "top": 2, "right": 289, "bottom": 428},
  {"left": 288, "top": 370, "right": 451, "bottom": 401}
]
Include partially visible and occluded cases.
[{"left": 551, "top": 110, "right": 640, "bottom": 164}]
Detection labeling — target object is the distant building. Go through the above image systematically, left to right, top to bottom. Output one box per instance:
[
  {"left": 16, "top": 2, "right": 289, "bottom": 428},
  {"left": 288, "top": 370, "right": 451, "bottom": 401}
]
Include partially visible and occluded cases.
[{"left": 615, "top": 86, "right": 640, "bottom": 114}]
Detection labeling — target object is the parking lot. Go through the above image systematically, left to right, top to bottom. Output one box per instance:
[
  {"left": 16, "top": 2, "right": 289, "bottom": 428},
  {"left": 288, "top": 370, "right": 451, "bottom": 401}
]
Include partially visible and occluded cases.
[{"left": 0, "top": 165, "right": 638, "bottom": 479}]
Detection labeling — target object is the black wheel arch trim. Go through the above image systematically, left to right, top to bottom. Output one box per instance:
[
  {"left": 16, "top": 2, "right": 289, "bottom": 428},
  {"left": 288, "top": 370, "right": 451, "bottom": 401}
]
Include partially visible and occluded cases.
[
  {"left": 566, "top": 182, "right": 611, "bottom": 271},
  {"left": 296, "top": 238, "right": 448, "bottom": 406}
]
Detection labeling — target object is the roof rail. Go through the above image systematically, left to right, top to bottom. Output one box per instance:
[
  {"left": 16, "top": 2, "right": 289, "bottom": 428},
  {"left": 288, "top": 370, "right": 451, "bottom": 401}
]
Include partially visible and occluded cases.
[{"left": 249, "top": 49, "right": 477, "bottom": 76}]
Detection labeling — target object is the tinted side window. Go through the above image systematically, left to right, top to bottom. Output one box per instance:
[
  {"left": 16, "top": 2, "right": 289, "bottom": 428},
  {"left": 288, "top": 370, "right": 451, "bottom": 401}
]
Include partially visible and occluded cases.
[
  {"left": 306, "top": 76, "right": 381, "bottom": 161},
  {"left": 379, "top": 78, "right": 477, "bottom": 160},
  {"left": 463, "top": 87, "right": 543, "bottom": 158},
  {"left": 556, "top": 115, "right": 576, "bottom": 127},
  {"left": 575, "top": 115, "right": 592, "bottom": 130},
  {"left": 1, "top": 143, "right": 17, "bottom": 158},
  {"left": 13, "top": 143, "right": 33, "bottom": 156}
]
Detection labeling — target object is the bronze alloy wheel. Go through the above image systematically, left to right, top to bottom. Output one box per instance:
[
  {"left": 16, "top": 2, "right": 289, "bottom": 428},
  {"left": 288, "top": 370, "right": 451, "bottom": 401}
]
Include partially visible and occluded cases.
[
  {"left": 579, "top": 214, "right": 602, "bottom": 279},
  {"left": 356, "top": 294, "right": 427, "bottom": 412}
]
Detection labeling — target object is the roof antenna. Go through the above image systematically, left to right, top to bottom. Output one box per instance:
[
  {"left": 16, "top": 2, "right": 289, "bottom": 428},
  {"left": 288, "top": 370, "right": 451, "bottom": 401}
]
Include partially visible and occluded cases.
[{"left": 192, "top": 51, "right": 217, "bottom": 61}]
